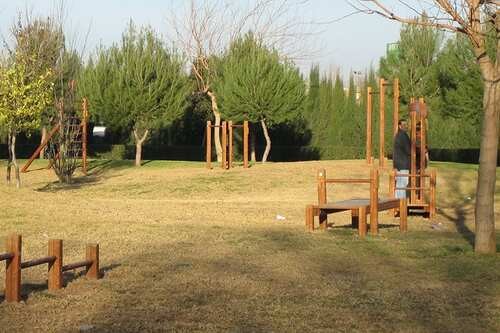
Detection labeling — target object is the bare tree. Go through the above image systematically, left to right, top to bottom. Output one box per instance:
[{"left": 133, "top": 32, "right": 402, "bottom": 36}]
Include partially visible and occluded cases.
[
  {"left": 169, "top": 0, "right": 320, "bottom": 162},
  {"left": 350, "top": 0, "right": 498, "bottom": 254}
]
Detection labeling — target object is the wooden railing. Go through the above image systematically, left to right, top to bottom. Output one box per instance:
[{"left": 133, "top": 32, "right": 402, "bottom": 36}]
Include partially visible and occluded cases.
[{"left": 1, "top": 234, "right": 100, "bottom": 302}]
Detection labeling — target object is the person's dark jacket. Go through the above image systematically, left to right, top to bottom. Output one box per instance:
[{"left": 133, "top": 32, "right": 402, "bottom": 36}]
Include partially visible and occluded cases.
[{"left": 393, "top": 129, "right": 411, "bottom": 170}]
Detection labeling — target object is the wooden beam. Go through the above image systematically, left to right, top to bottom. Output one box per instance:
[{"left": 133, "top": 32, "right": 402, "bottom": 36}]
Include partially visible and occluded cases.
[
  {"left": 228, "top": 121, "right": 233, "bottom": 169},
  {"left": 370, "top": 168, "right": 379, "bottom": 235},
  {"left": 317, "top": 169, "right": 327, "bottom": 230}
]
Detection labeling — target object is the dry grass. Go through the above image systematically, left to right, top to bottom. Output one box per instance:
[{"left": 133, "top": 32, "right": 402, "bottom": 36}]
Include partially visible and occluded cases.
[{"left": 0, "top": 159, "right": 499, "bottom": 332}]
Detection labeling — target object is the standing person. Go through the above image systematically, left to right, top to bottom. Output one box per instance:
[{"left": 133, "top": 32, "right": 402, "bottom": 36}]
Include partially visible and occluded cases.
[{"left": 393, "top": 119, "right": 411, "bottom": 199}]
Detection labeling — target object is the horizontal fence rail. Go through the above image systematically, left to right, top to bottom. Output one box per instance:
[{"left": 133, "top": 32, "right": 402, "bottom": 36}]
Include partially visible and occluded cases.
[{"left": 1, "top": 234, "right": 100, "bottom": 303}]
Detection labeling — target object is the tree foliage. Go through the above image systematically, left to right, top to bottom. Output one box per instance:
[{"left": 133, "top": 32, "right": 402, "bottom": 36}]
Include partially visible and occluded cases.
[{"left": 79, "top": 22, "right": 192, "bottom": 165}]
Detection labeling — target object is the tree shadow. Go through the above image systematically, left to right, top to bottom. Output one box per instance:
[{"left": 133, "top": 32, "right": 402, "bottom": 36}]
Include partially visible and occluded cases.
[{"left": 438, "top": 169, "right": 476, "bottom": 247}]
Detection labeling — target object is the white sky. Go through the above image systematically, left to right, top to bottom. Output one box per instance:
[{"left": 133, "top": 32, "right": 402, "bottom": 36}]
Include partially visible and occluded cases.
[{"left": 0, "top": 0, "right": 411, "bottom": 77}]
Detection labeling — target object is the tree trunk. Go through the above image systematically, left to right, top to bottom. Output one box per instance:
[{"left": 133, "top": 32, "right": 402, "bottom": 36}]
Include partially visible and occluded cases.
[
  {"left": 473, "top": 11, "right": 499, "bottom": 254},
  {"left": 474, "top": 79, "right": 499, "bottom": 254},
  {"left": 207, "top": 91, "right": 222, "bottom": 162},
  {"left": 261, "top": 119, "right": 271, "bottom": 163},
  {"left": 40, "top": 126, "right": 47, "bottom": 159},
  {"left": 250, "top": 128, "right": 257, "bottom": 163},
  {"left": 6, "top": 129, "right": 12, "bottom": 184},
  {"left": 133, "top": 129, "right": 149, "bottom": 167},
  {"left": 8, "top": 131, "right": 20, "bottom": 188}
]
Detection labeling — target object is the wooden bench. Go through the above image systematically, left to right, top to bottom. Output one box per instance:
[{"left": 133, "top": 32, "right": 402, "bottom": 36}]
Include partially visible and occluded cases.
[{"left": 305, "top": 168, "right": 407, "bottom": 237}]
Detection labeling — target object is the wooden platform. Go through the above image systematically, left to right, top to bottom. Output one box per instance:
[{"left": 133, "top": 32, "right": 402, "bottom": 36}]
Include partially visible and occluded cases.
[{"left": 306, "top": 197, "right": 407, "bottom": 237}]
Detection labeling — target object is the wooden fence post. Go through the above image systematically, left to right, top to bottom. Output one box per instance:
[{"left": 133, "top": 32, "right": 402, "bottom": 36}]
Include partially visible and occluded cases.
[
  {"left": 379, "top": 78, "right": 385, "bottom": 168},
  {"left": 366, "top": 86, "right": 372, "bottom": 165},
  {"left": 206, "top": 121, "right": 212, "bottom": 169},
  {"left": 243, "top": 121, "right": 249, "bottom": 168},
  {"left": 370, "top": 168, "right": 379, "bottom": 235},
  {"left": 317, "top": 169, "right": 327, "bottom": 230},
  {"left": 6, "top": 234, "right": 21, "bottom": 302},
  {"left": 48, "top": 239, "right": 63, "bottom": 291},
  {"left": 86, "top": 244, "right": 99, "bottom": 279}
]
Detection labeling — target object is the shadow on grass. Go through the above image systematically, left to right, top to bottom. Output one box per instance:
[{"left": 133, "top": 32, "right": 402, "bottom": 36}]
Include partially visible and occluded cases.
[
  {"left": 438, "top": 170, "right": 476, "bottom": 247},
  {"left": 72, "top": 225, "right": 500, "bottom": 332}
]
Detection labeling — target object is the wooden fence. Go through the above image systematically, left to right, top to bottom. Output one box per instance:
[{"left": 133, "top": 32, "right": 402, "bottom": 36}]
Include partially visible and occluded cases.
[{"left": 0, "top": 234, "right": 99, "bottom": 302}]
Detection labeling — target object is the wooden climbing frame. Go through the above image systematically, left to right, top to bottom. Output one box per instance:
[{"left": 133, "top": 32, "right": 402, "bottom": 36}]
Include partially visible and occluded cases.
[
  {"left": 366, "top": 78, "right": 400, "bottom": 167},
  {"left": 21, "top": 97, "right": 89, "bottom": 174},
  {"left": 388, "top": 99, "right": 436, "bottom": 218},
  {"left": 206, "top": 120, "right": 249, "bottom": 170}
]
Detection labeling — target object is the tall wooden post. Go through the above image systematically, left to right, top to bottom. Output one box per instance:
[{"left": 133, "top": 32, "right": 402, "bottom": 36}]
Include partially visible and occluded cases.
[
  {"left": 379, "top": 78, "right": 385, "bottom": 168},
  {"left": 393, "top": 78, "right": 399, "bottom": 136},
  {"left": 366, "top": 87, "right": 373, "bottom": 164},
  {"left": 81, "top": 98, "right": 88, "bottom": 174},
  {"left": 419, "top": 99, "right": 427, "bottom": 202},
  {"left": 410, "top": 107, "right": 417, "bottom": 204},
  {"left": 206, "top": 121, "right": 212, "bottom": 169},
  {"left": 221, "top": 121, "right": 227, "bottom": 169},
  {"left": 228, "top": 121, "right": 233, "bottom": 169},
  {"left": 243, "top": 121, "right": 249, "bottom": 168},
  {"left": 370, "top": 168, "right": 379, "bottom": 235},
  {"left": 317, "top": 169, "right": 327, "bottom": 230},
  {"left": 6, "top": 234, "right": 21, "bottom": 302},
  {"left": 48, "top": 239, "right": 63, "bottom": 290},
  {"left": 86, "top": 244, "right": 99, "bottom": 279}
]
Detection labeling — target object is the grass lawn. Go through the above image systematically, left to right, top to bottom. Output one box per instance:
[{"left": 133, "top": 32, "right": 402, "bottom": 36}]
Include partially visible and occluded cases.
[{"left": 0, "top": 159, "right": 499, "bottom": 332}]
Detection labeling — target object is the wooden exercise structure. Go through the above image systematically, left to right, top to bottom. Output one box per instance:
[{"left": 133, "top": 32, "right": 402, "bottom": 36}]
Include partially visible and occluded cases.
[
  {"left": 366, "top": 78, "right": 400, "bottom": 168},
  {"left": 21, "top": 98, "right": 89, "bottom": 174},
  {"left": 389, "top": 99, "right": 437, "bottom": 218},
  {"left": 206, "top": 120, "right": 249, "bottom": 170},
  {"left": 305, "top": 168, "right": 407, "bottom": 238},
  {"left": 0, "top": 234, "right": 99, "bottom": 303}
]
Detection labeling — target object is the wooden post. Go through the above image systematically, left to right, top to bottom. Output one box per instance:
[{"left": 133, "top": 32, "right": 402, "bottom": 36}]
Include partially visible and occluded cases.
[
  {"left": 379, "top": 78, "right": 385, "bottom": 168},
  {"left": 393, "top": 78, "right": 399, "bottom": 137},
  {"left": 366, "top": 86, "right": 373, "bottom": 164},
  {"left": 82, "top": 98, "right": 88, "bottom": 174},
  {"left": 419, "top": 100, "right": 427, "bottom": 202},
  {"left": 410, "top": 107, "right": 417, "bottom": 204},
  {"left": 206, "top": 121, "right": 212, "bottom": 169},
  {"left": 221, "top": 121, "right": 227, "bottom": 169},
  {"left": 228, "top": 121, "right": 233, "bottom": 169},
  {"left": 243, "top": 121, "right": 249, "bottom": 168},
  {"left": 370, "top": 168, "right": 379, "bottom": 235},
  {"left": 317, "top": 169, "right": 327, "bottom": 230},
  {"left": 389, "top": 169, "right": 396, "bottom": 216},
  {"left": 430, "top": 169, "right": 437, "bottom": 218},
  {"left": 399, "top": 199, "right": 408, "bottom": 232},
  {"left": 306, "top": 205, "right": 314, "bottom": 231},
  {"left": 358, "top": 206, "right": 367, "bottom": 238},
  {"left": 5, "top": 234, "right": 21, "bottom": 302},
  {"left": 48, "top": 239, "right": 63, "bottom": 290},
  {"left": 86, "top": 244, "right": 99, "bottom": 279}
]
